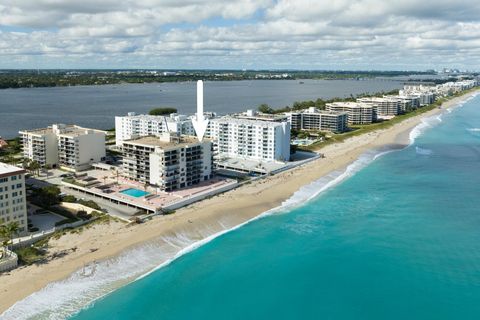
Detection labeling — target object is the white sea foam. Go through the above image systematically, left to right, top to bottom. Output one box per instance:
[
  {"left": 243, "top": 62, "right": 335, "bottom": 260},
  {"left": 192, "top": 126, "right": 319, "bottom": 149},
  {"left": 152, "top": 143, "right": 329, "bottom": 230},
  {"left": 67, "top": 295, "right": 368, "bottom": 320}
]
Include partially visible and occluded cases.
[
  {"left": 410, "top": 92, "right": 479, "bottom": 145},
  {"left": 447, "top": 92, "right": 479, "bottom": 113},
  {"left": 4, "top": 93, "right": 478, "bottom": 320},
  {"left": 409, "top": 116, "right": 438, "bottom": 145},
  {"left": 467, "top": 128, "right": 480, "bottom": 132},
  {"left": 415, "top": 146, "right": 433, "bottom": 156},
  {"left": 279, "top": 148, "right": 393, "bottom": 212}
]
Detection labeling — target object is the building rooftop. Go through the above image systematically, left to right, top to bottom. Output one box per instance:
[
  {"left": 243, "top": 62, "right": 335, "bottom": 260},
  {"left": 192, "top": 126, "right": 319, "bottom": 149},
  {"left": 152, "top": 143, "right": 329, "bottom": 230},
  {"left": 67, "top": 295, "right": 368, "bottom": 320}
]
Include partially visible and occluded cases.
[
  {"left": 384, "top": 95, "right": 420, "bottom": 100},
  {"left": 357, "top": 97, "right": 400, "bottom": 102},
  {"left": 327, "top": 102, "right": 373, "bottom": 109},
  {"left": 288, "top": 107, "right": 347, "bottom": 116},
  {"left": 233, "top": 110, "right": 288, "bottom": 122},
  {"left": 117, "top": 112, "right": 215, "bottom": 122},
  {"left": 117, "top": 113, "right": 191, "bottom": 121},
  {"left": 211, "top": 116, "right": 286, "bottom": 127},
  {"left": 20, "top": 124, "right": 105, "bottom": 137},
  {"left": 55, "top": 125, "right": 105, "bottom": 138},
  {"left": 19, "top": 127, "right": 54, "bottom": 136},
  {"left": 123, "top": 135, "right": 207, "bottom": 149},
  {"left": 0, "top": 162, "right": 25, "bottom": 176}
]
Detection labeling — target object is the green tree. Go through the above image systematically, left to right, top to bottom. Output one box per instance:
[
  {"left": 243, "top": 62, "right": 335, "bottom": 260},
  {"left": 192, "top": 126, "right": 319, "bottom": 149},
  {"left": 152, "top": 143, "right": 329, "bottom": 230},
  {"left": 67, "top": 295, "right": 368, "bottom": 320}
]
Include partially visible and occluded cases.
[
  {"left": 315, "top": 98, "right": 326, "bottom": 110},
  {"left": 258, "top": 104, "right": 274, "bottom": 114},
  {"left": 148, "top": 107, "right": 178, "bottom": 116},
  {"left": 30, "top": 160, "right": 41, "bottom": 176},
  {"left": 36, "top": 186, "right": 61, "bottom": 208},
  {"left": 62, "top": 195, "right": 77, "bottom": 203},
  {"left": 0, "top": 222, "right": 20, "bottom": 254}
]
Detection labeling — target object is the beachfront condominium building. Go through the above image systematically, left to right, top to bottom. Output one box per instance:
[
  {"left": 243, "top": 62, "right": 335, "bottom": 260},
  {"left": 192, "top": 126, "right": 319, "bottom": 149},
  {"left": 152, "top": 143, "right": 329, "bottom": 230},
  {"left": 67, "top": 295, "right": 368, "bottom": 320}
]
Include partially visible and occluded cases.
[
  {"left": 434, "top": 80, "right": 476, "bottom": 97},
  {"left": 400, "top": 85, "right": 436, "bottom": 106},
  {"left": 407, "top": 92, "right": 435, "bottom": 106},
  {"left": 385, "top": 95, "right": 421, "bottom": 112},
  {"left": 357, "top": 97, "right": 402, "bottom": 118},
  {"left": 325, "top": 102, "right": 374, "bottom": 125},
  {"left": 286, "top": 107, "right": 348, "bottom": 133},
  {"left": 233, "top": 109, "right": 289, "bottom": 123},
  {"left": 115, "top": 113, "right": 201, "bottom": 146},
  {"left": 207, "top": 116, "right": 291, "bottom": 163},
  {"left": 20, "top": 124, "right": 106, "bottom": 171},
  {"left": 19, "top": 127, "right": 58, "bottom": 167},
  {"left": 121, "top": 133, "right": 212, "bottom": 191},
  {"left": 0, "top": 163, "right": 27, "bottom": 236}
]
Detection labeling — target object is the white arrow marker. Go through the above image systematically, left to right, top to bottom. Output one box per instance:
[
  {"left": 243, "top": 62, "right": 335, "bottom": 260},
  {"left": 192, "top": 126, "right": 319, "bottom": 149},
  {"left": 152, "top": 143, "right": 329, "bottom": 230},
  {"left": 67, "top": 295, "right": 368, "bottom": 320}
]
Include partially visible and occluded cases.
[{"left": 192, "top": 80, "right": 209, "bottom": 141}]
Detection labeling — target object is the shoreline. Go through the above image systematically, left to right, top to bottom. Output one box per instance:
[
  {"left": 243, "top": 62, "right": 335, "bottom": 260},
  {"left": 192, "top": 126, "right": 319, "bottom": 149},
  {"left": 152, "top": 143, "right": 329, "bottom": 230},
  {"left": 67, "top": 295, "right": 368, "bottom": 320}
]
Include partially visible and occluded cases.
[{"left": 1, "top": 89, "right": 478, "bottom": 315}]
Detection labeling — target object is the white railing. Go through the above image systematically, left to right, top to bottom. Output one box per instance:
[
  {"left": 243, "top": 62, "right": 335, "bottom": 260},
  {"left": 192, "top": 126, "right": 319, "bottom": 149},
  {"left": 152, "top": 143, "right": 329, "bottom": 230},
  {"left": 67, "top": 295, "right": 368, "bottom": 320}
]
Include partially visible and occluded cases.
[
  {"left": 11, "top": 219, "right": 93, "bottom": 249},
  {"left": 0, "top": 249, "right": 18, "bottom": 272}
]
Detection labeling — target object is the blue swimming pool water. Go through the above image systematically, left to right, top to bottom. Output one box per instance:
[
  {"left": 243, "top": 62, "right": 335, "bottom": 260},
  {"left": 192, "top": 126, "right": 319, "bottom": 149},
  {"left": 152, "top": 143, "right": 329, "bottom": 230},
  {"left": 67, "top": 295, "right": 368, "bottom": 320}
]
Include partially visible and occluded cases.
[{"left": 120, "top": 188, "right": 149, "bottom": 198}]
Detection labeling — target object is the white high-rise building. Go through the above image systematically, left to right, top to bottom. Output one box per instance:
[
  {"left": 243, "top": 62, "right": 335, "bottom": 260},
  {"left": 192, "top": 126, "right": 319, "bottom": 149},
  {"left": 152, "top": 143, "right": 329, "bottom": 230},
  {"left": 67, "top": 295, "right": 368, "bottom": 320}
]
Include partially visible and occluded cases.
[
  {"left": 115, "top": 113, "right": 197, "bottom": 146},
  {"left": 207, "top": 117, "right": 291, "bottom": 162},
  {"left": 20, "top": 124, "right": 106, "bottom": 171},
  {"left": 19, "top": 128, "right": 58, "bottom": 167},
  {"left": 121, "top": 133, "right": 212, "bottom": 191},
  {"left": 0, "top": 163, "right": 27, "bottom": 235}
]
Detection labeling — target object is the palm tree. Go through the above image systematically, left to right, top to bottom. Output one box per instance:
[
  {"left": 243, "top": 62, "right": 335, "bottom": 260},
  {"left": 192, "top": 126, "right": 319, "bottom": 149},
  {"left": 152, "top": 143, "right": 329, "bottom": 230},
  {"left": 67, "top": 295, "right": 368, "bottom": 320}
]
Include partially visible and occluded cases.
[
  {"left": 3, "top": 155, "right": 15, "bottom": 165},
  {"left": 22, "top": 158, "right": 31, "bottom": 170},
  {"left": 30, "top": 160, "right": 41, "bottom": 176},
  {"left": 111, "top": 168, "right": 120, "bottom": 185},
  {"left": 0, "top": 222, "right": 19, "bottom": 256}
]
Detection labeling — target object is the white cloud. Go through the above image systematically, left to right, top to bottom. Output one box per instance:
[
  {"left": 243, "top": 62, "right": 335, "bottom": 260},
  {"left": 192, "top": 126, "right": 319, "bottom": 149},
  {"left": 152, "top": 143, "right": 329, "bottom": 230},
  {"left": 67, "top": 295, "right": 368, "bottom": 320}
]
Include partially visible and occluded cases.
[{"left": 0, "top": 0, "right": 480, "bottom": 69}]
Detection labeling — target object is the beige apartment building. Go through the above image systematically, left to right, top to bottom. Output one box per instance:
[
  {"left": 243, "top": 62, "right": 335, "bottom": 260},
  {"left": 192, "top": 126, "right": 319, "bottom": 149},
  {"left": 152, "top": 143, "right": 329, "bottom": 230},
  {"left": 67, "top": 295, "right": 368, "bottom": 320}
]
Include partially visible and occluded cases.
[{"left": 0, "top": 163, "right": 27, "bottom": 236}]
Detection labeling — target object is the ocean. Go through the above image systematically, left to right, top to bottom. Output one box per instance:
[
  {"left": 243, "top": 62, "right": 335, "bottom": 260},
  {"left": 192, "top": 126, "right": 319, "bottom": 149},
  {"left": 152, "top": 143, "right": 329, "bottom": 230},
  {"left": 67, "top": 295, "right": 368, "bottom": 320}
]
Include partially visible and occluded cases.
[
  {"left": 0, "top": 79, "right": 401, "bottom": 139},
  {"left": 2, "top": 93, "right": 480, "bottom": 320}
]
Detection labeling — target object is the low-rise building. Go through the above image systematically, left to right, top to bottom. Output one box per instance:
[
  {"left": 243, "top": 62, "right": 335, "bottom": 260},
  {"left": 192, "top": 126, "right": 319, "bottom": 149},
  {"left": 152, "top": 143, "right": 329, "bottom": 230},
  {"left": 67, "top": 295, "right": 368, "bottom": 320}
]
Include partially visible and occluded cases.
[
  {"left": 434, "top": 80, "right": 476, "bottom": 97},
  {"left": 385, "top": 95, "right": 421, "bottom": 112},
  {"left": 357, "top": 97, "right": 402, "bottom": 117},
  {"left": 325, "top": 102, "right": 374, "bottom": 125},
  {"left": 286, "top": 107, "right": 348, "bottom": 133},
  {"left": 20, "top": 124, "right": 106, "bottom": 171},
  {"left": 121, "top": 133, "right": 212, "bottom": 191},
  {"left": 0, "top": 163, "right": 27, "bottom": 236}
]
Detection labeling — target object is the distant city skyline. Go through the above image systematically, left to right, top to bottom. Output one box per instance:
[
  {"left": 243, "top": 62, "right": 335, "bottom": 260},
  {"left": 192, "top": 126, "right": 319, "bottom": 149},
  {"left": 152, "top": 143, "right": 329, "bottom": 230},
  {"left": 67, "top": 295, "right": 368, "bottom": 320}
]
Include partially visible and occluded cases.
[{"left": 1, "top": 0, "right": 480, "bottom": 70}]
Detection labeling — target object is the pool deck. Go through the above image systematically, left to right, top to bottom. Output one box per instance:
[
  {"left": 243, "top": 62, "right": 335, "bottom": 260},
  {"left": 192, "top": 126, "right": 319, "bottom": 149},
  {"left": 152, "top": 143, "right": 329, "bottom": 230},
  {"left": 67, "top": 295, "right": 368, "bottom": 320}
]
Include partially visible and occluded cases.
[{"left": 62, "top": 169, "right": 238, "bottom": 215}]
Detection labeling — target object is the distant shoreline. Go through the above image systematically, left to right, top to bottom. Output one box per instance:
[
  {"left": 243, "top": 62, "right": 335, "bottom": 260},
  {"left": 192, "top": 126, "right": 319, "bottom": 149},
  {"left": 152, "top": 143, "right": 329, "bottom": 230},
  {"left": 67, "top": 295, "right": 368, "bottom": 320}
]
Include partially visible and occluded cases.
[
  {"left": 0, "top": 69, "right": 439, "bottom": 90},
  {"left": 0, "top": 76, "right": 405, "bottom": 91},
  {"left": 1, "top": 89, "right": 478, "bottom": 316}
]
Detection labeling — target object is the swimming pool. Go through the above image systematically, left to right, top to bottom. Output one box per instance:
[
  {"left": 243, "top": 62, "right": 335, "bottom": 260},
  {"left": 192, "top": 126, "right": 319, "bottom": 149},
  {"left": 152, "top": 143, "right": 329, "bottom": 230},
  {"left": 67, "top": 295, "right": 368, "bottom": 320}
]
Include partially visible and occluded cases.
[{"left": 120, "top": 188, "right": 150, "bottom": 198}]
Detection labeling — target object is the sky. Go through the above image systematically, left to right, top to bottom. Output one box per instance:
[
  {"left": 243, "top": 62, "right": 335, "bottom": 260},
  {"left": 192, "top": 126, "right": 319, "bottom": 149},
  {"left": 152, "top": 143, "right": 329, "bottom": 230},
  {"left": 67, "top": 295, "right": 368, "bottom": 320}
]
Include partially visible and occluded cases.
[{"left": 0, "top": 0, "right": 479, "bottom": 70}]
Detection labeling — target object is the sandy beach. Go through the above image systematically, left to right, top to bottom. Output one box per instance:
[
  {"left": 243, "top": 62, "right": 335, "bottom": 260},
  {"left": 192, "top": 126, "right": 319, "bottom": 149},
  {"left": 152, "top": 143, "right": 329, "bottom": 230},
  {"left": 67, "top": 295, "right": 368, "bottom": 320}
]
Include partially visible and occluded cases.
[{"left": 0, "top": 90, "right": 477, "bottom": 314}]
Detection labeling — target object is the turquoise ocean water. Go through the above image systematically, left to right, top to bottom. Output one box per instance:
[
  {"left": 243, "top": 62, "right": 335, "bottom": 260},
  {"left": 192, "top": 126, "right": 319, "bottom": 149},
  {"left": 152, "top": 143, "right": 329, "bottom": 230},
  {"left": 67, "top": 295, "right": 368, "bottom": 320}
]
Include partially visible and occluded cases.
[{"left": 3, "top": 94, "right": 480, "bottom": 319}]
